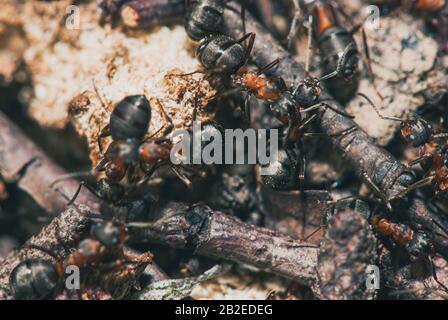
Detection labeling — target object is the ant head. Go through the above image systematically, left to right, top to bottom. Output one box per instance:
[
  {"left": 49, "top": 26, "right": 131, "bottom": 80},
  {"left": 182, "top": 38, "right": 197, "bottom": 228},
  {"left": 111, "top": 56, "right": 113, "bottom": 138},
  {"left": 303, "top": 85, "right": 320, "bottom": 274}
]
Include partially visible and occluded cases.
[
  {"left": 292, "top": 77, "right": 321, "bottom": 108},
  {"left": 270, "top": 92, "right": 298, "bottom": 124},
  {"left": 400, "top": 117, "right": 433, "bottom": 147},
  {"left": 91, "top": 221, "right": 125, "bottom": 249}
]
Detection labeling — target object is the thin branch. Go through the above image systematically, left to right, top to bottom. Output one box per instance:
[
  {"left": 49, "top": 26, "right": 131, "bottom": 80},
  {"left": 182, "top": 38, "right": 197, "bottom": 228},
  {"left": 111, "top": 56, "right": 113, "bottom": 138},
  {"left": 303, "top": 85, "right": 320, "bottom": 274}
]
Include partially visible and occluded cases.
[
  {"left": 0, "top": 111, "right": 100, "bottom": 215},
  {"left": 128, "top": 202, "right": 320, "bottom": 290}
]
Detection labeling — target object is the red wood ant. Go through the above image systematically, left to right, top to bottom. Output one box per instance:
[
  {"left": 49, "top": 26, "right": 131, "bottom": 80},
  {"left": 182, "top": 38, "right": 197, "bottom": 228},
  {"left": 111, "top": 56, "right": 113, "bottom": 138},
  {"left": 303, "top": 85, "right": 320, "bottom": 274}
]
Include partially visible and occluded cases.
[
  {"left": 286, "top": 0, "right": 383, "bottom": 102},
  {"left": 92, "top": 82, "right": 198, "bottom": 188},
  {"left": 358, "top": 93, "right": 448, "bottom": 199},
  {"left": 370, "top": 212, "right": 448, "bottom": 292},
  {"left": 9, "top": 213, "right": 152, "bottom": 300}
]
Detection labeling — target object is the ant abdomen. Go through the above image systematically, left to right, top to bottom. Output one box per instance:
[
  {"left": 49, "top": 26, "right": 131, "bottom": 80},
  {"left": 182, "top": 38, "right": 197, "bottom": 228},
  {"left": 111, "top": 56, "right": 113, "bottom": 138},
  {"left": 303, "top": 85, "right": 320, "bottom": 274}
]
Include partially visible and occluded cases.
[
  {"left": 185, "top": 0, "right": 226, "bottom": 41},
  {"left": 197, "top": 35, "right": 247, "bottom": 75},
  {"left": 110, "top": 95, "right": 151, "bottom": 140},
  {"left": 260, "top": 148, "right": 300, "bottom": 190},
  {"left": 9, "top": 259, "right": 60, "bottom": 300}
]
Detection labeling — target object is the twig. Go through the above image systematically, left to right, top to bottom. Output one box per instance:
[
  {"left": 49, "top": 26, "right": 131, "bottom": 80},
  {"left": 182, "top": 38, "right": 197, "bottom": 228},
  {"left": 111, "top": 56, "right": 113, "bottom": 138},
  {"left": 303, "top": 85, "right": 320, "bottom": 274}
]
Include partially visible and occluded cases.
[
  {"left": 121, "top": 0, "right": 184, "bottom": 28},
  {"left": 0, "top": 111, "right": 100, "bottom": 215},
  {"left": 127, "top": 202, "right": 320, "bottom": 290}
]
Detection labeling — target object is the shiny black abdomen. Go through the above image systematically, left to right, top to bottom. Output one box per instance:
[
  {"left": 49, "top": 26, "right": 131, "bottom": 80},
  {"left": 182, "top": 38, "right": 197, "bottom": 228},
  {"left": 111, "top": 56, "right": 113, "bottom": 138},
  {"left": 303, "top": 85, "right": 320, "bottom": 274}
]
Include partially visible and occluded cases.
[{"left": 110, "top": 95, "right": 151, "bottom": 140}]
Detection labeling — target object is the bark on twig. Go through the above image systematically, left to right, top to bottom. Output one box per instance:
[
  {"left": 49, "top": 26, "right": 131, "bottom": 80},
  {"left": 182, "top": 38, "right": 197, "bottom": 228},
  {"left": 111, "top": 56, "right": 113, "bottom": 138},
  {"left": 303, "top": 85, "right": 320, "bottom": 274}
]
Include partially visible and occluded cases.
[
  {"left": 0, "top": 111, "right": 100, "bottom": 215},
  {"left": 128, "top": 202, "right": 320, "bottom": 290}
]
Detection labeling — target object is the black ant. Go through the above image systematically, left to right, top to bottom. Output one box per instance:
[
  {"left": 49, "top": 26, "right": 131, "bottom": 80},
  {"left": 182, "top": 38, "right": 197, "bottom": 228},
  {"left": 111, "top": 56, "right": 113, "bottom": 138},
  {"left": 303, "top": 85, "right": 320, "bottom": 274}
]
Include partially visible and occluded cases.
[{"left": 287, "top": 0, "right": 383, "bottom": 102}]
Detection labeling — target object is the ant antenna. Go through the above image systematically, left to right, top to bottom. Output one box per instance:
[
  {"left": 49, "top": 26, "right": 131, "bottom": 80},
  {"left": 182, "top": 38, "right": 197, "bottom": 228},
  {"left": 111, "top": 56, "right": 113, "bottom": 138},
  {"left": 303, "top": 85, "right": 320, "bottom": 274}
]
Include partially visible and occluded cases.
[
  {"left": 286, "top": 0, "right": 303, "bottom": 51},
  {"left": 305, "top": 15, "right": 313, "bottom": 73},
  {"left": 317, "top": 44, "right": 351, "bottom": 82},
  {"left": 91, "top": 78, "right": 110, "bottom": 114},
  {"left": 357, "top": 93, "right": 402, "bottom": 122},
  {"left": 49, "top": 171, "right": 93, "bottom": 188}
]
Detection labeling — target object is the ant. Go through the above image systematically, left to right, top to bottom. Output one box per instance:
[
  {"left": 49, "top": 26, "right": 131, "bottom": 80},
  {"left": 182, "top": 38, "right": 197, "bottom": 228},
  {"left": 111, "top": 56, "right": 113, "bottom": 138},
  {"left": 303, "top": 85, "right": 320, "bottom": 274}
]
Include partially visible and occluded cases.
[
  {"left": 286, "top": 0, "right": 383, "bottom": 102},
  {"left": 92, "top": 82, "right": 197, "bottom": 188},
  {"left": 93, "top": 83, "right": 152, "bottom": 183},
  {"left": 358, "top": 93, "right": 448, "bottom": 199},
  {"left": 370, "top": 211, "right": 448, "bottom": 292},
  {"left": 9, "top": 212, "right": 152, "bottom": 300}
]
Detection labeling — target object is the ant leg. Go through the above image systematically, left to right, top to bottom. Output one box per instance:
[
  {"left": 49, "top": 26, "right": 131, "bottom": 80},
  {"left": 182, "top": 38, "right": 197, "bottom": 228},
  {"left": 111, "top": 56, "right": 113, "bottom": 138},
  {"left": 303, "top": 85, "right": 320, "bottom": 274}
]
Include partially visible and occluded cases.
[
  {"left": 286, "top": 0, "right": 303, "bottom": 52},
  {"left": 305, "top": 15, "right": 314, "bottom": 73},
  {"left": 360, "top": 27, "right": 384, "bottom": 100},
  {"left": 237, "top": 32, "right": 256, "bottom": 63},
  {"left": 257, "top": 58, "right": 280, "bottom": 76},
  {"left": 165, "top": 70, "right": 205, "bottom": 78},
  {"left": 274, "top": 76, "right": 289, "bottom": 92},
  {"left": 92, "top": 79, "right": 109, "bottom": 113},
  {"left": 244, "top": 93, "right": 252, "bottom": 122},
  {"left": 156, "top": 99, "right": 174, "bottom": 135},
  {"left": 300, "top": 102, "right": 355, "bottom": 119},
  {"left": 297, "top": 114, "right": 318, "bottom": 133},
  {"left": 283, "top": 115, "right": 303, "bottom": 148},
  {"left": 99, "top": 124, "right": 111, "bottom": 138},
  {"left": 302, "top": 126, "right": 357, "bottom": 138},
  {"left": 407, "top": 154, "right": 433, "bottom": 168},
  {"left": 14, "top": 156, "right": 41, "bottom": 181},
  {"left": 94, "top": 157, "right": 108, "bottom": 173},
  {"left": 136, "top": 162, "right": 163, "bottom": 187},
  {"left": 170, "top": 165, "right": 193, "bottom": 189},
  {"left": 361, "top": 171, "right": 392, "bottom": 211},
  {"left": 393, "top": 176, "right": 435, "bottom": 200},
  {"left": 66, "top": 181, "right": 102, "bottom": 205},
  {"left": 302, "top": 224, "right": 326, "bottom": 242},
  {"left": 430, "top": 257, "right": 448, "bottom": 293}
]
